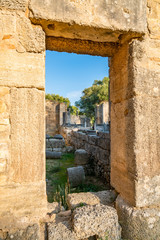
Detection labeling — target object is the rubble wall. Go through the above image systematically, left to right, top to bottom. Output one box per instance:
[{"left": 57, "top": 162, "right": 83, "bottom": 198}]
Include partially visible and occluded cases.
[{"left": 71, "top": 131, "right": 110, "bottom": 183}]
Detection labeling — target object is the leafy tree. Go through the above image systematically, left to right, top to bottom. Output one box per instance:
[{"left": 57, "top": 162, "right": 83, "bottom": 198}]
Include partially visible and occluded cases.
[
  {"left": 75, "top": 77, "right": 109, "bottom": 121},
  {"left": 45, "top": 93, "right": 70, "bottom": 107},
  {"left": 68, "top": 105, "right": 80, "bottom": 115}
]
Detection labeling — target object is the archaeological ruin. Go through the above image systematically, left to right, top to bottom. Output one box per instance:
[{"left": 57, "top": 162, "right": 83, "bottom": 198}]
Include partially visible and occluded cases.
[{"left": 0, "top": 0, "right": 160, "bottom": 239}]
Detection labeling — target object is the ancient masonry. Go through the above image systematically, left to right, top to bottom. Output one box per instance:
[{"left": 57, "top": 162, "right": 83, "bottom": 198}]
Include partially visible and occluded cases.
[
  {"left": 0, "top": 0, "right": 160, "bottom": 239},
  {"left": 46, "top": 100, "right": 90, "bottom": 136},
  {"left": 46, "top": 101, "right": 67, "bottom": 137},
  {"left": 95, "top": 101, "right": 109, "bottom": 125},
  {"left": 71, "top": 131, "right": 110, "bottom": 183}
]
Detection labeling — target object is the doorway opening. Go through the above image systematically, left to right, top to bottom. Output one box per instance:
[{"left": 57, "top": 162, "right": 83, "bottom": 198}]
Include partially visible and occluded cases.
[{"left": 45, "top": 50, "right": 110, "bottom": 208}]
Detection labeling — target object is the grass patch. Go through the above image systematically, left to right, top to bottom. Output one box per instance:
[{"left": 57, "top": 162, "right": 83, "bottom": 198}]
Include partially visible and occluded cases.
[
  {"left": 46, "top": 152, "right": 108, "bottom": 208},
  {"left": 46, "top": 153, "right": 75, "bottom": 203}
]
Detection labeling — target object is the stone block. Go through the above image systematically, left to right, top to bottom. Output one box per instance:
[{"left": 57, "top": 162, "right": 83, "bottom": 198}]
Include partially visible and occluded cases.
[
  {"left": 0, "top": 0, "right": 28, "bottom": 12},
  {"left": 29, "top": 0, "right": 146, "bottom": 42},
  {"left": 147, "top": 0, "right": 160, "bottom": 39},
  {"left": 0, "top": 11, "right": 45, "bottom": 53},
  {"left": 16, "top": 14, "right": 45, "bottom": 53},
  {"left": 46, "top": 36, "right": 117, "bottom": 57},
  {"left": 110, "top": 38, "right": 160, "bottom": 103},
  {"left": 129, "top": 39, "right": 160, "bottom": 98},
  {"left": 110, "top": 43, "right": 130, "bottom": 103},
  {"left": 0, "top": 51, "right": 45, "bottom": 89},
  {"left": 9, "top": 88, "right": 45, "bottom": 183},
  {"left": 111, "top": 98, "right": 137, "bottom": 206},
  {"left": 97, "top": 132, "right": 110, "bottom": 139},
  {"left": 53, "top": 134, "right": 64, "bottom": 139},
  {"left": 88, "top": 135, "right": 99, "bottom": 145},
  {"left": 97, "top": 137, "right": 110, "bottom": 150},
  {"left": 46, "top": 139, "right": 65, "bottom": 148},
  {"left": 75, "top": 149, "right": 89, "bottom": 165},
  {"left": 99, "top": 149, "right": 110, "bottom": 164},
  {"left": 67, "top": 166, "right": 85, "bottom": 187},
  {"left": 0, "top": 181, "right": 46, "bottom": 227},
  {"left": 67, "top": 190, "right": 117, "bottom": 209},
  {"left": 116, "top": 196, "right": 160, "bottom": 240},
  {"left": 73, "top": 204, "right": 121, "bottom": 240},
  {"left": 48, "top": 221, "right": 76, "bottom": 240},
  {"left": 2, "top": 224, "right": 40, "bottom": 240}
]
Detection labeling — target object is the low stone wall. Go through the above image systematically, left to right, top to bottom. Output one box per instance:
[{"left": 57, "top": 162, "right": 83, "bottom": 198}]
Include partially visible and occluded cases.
[{"left": 70, "top": 131, "right": 110, "bottom": 183}]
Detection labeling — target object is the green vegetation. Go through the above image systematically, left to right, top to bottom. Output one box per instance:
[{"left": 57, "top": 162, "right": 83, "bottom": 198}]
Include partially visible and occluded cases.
[
  {"left": 75, "top": 77, "right": 109, "bottom": 122},
  {"left": 45, "top": 93, "right": 70, "bottom": 107},
  {"left": 68, "top": 105, "right": 80, "bottom": 115},
  {"left": 46, "top": 153, "right": 107, "bottom": 209},
  {"left": 46, "top": 153, "right": 75, "bottom": 206},
  {"left": 53, "top": 183, "right": 70, "bottom": 210}
]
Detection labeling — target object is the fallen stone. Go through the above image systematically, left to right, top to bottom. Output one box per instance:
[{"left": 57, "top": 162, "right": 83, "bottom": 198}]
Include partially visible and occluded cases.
[
  {"left": 53, "top": 134, "right": 64, "bottom": 139},
  {"left": 46, "top": 139, "right": 65, "bottom": 148},
  {"left": 75, "top": 149, "right": 89, "bottom": 166},
  {"left": 46, "top": 151, "right": 62, "bottom": 159},
  {"left": 67, "top": 166, "right": 85, "bottom": 187},
  {"left": 67, "top": 190, "right": 118, "bottom": 209},
  {"left": 95, "top": 190, "right": 118, "bottom": 205},
  {"left": 67, "top": 192, "right": 99, "bottom": 209},
  {"left": 73, "top": 204, "right": 121, "bottom": 240},
  {"left": 48, "top": 221, "right": 77, "bottom": 240}
]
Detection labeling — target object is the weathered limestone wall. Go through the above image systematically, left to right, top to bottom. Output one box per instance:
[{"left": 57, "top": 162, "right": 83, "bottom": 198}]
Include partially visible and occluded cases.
[
  {"left": 2, "top": 0, "right": 160, "bottom": 239},
  {"left": 110, "top": 0, "right": 160, "bottom": 208},
  {"left": 0, "top": 1, "right": 47, "bottom": 231},
  {"left": 71, "top": 131, "right": 110, "bottom": 183}
]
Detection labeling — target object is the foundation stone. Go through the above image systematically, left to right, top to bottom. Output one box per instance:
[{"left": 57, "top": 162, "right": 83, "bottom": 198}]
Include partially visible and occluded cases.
[{"left": 116, "top": 196, "right": 160, "bottom": 240}]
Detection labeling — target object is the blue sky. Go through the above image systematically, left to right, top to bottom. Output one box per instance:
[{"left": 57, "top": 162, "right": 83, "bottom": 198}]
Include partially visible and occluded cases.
[{"left": 45, "top": 51, "right": 109, "bottom": 105}]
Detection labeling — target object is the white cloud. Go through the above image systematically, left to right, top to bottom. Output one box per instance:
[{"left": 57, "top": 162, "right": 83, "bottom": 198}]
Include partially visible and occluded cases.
[{"left": 66, "top": 90, "right": 82, "bottom": 105}]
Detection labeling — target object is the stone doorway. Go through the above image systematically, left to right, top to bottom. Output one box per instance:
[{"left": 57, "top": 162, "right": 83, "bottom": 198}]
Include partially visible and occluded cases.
[{"left": 1, "top": 1, "right": 160, "bottom": 239}]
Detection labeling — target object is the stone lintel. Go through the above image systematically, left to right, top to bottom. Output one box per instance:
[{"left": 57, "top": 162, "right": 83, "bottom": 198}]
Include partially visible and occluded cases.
[{"left": 46, "top": 36, "right": 118, "bottom": 57}]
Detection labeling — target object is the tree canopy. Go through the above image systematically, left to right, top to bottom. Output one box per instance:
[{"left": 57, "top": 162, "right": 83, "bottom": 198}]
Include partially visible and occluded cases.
[
  {"left": 75, "top": 77, "right": 109, "bottom": 121},
  {"left": 45, "top": 94, "right": 70, "bottom": 107}
]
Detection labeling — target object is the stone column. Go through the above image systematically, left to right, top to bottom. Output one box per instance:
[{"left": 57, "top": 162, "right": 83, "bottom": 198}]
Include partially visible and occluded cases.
[
  {"left": 0, "top": 1, "right": 47, "bottom": 232},
  {"left": 110, "top": 1, "right": 160, "bottom": 238}
]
